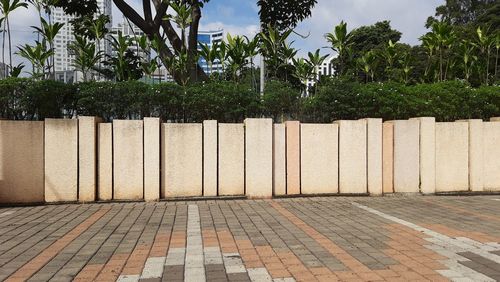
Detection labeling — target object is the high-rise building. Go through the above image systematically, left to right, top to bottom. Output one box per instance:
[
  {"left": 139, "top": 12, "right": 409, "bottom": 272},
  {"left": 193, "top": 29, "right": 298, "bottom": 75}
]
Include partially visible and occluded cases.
[
  {"left": 53, "top": 0, "right": 112, "bottom": 82},
  {"left": 110, "top": 16, "right": 148, "bottom": 61},
  {"left": 198, "top": 30, "right": 224, "bottom": 75}
]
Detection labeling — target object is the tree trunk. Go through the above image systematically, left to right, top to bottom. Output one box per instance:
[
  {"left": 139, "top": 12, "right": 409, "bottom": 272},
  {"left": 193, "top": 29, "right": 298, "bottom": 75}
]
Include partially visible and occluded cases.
[
  {"left": 7, "top": 18, "right": 12, "bottom": 77},
  {"left": 2, "top": 21, "right": 6, "bottom": 78}
]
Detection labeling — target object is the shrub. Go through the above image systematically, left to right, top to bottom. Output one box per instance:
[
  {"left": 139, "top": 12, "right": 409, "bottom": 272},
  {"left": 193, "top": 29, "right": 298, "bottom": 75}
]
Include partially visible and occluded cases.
[{"left": 262, "top": 80, "right": 301, "bottom": 122}]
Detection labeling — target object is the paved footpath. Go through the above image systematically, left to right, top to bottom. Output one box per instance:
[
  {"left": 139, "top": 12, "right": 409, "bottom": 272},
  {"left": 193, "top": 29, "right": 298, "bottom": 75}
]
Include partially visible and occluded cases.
[{"left": 0, "top": 196, "right": 500, "bottom": 281}]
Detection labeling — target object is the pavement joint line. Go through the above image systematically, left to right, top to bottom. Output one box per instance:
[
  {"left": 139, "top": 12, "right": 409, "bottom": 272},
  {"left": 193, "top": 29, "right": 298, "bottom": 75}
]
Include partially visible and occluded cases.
[
  {"left": 352, "top": 202, "right": 500, "bottom": 281},
  {"left": 184, "top": 204, "right": 206, "bottom": 281}
]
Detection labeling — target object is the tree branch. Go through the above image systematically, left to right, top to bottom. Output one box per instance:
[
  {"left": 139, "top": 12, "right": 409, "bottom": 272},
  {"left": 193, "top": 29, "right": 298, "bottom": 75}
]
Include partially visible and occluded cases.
[
  {"left": 113, "top": 0, "right": 151, "bottom": 33},
  {"left": 143, "top": 0, "right": 152, "bottom": 23}
]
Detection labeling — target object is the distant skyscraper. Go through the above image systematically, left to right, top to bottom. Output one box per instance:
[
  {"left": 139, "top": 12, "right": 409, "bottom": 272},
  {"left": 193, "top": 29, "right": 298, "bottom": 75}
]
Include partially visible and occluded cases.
[
  {"left": 53, "top": 0, "right": 112, "bottom": 82},
  {"left": 110, "top": 17, "right": 148, "bottom": 62},
  {"left": 198, "top": 30, "right": 224, "bottom": 75}
]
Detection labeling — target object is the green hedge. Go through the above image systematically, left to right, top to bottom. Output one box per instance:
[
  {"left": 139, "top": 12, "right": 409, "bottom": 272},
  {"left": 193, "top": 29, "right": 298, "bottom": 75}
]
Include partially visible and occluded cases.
[{"left": 0, "top": 77, "right": 498, "bottom": 122}]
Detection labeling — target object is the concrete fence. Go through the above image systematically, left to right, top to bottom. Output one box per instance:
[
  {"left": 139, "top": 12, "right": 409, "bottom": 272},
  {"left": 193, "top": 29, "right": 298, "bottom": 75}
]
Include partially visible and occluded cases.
[{"left": 1, "top": 117, "right": 500, "bottom": 204}]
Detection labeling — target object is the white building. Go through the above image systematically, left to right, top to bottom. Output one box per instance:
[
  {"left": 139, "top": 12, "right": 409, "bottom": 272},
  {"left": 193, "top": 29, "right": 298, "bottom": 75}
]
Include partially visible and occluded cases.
[
  {"left": 53, "top": 0, "right": 112, "bottom": 82},
  {"left": 110, "top": 17, "right": 148, "bottom": 61},
  {"left": 198, "top": 30, "right": 224, "bottom": 75},
  {"left": 306, "top": 55, "right": 336, "bottom": 96}
]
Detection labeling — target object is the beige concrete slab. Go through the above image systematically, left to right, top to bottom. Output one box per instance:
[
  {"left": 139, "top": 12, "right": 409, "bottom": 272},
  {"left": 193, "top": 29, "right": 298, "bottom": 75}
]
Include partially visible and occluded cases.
[
  {"left": 78, "top": 116, "right": 100, "bottom": 202},
  {"left": 412, "top": 117, "right": 436, "bottom": 194},
  {"left": 490, "top": 117, "right": 500, "bottom": 122},
  {"left": 144, "top": 118, "right": 160, "bottom": 201},
  {"left": 45, "top": 119, "right": 78, "bottom": 202},
  {"left": 245, "top": 119, "right": 273, "bottom": 198},
  {"left": 366, "top": 119, "right": 383, "bottom": 196},
  {"left": 113, "top": 120, "right": 144, "bottom": 200},
  {"left": 203, "top": 120, "right": 218, "bottom": 197},
  {"left": 336, "top": 120, "right": 367, "bottom": 194},
  {"left": 393, "top": 120, "right": 420, "bottom": 193},
  {"left": 468, "top": 120, "right": 484, "bottom": 192},
  {"left": 0, "top": 121, "right": 44, "bottom": 204},
  {"left": 285, "top": 121, "right": 300, "bottom": 195},
  {"left": 382, "top": 122, "right": 394, "bottom": 194},
  {"left": 435, "top": 122, "right": 469, "bottom": 192},
  {"left": 483, "top": 122, "right": 500, "bottom": 191},
  {"left": 98, "top": 123, "right": 113, "bottom": 201},
  {"left": 162, "top": 124, "right": 203, "bottom": 197},
  {"left": 218, "top": 124, "right": 245, "bottom": 196},
  {"left": 273, "top": 124, "right": 286, "bottom": 196},
  {"left": 300, "top": 124, "right": 339, "bottom": 194}
]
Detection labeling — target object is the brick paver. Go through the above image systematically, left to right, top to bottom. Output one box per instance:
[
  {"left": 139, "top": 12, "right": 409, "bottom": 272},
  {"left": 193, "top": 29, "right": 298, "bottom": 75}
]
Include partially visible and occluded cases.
[{"left": 0, "top": 196, "right": 500, "bottom": 281}]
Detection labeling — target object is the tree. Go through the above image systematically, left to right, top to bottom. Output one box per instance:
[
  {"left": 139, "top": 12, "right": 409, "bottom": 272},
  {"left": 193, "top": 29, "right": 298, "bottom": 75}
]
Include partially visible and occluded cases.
[
  {"left": 0, "top": 0, "right": 28, "bottom": 77},
  {"left": 55, "top": 0, "right": 209, "bottom": 84},
  {"left": 257, "top": 0, "right": 318, "bottom": 32},
  {"left": 427, "top": 0, "right": 497, "bottom": 27},
  {"left": 32, "top": 18, "right": 64, "bottom": 78},
  {"left": 326, "top": 21, "right": 354, "bottom": 76},
  {"left": 100, "top": 32, "right": 142, "bottom": 82},
  {"left": 68, "top": 35, "right": 103, "bottom": 81},
  {"left": 17, "top": 41, "right": 53, "bottom": 79},
  {"left": 357, "top": 51, "right": 377, "bottom": 82}
]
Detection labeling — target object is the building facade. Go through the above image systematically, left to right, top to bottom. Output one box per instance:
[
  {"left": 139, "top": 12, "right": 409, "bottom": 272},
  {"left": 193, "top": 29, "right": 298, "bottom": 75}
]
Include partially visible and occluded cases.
[
  {"left": 53, "top": 0, "right": 112, "bottom": 82},
  {"left": 110, "top": 17, "right": 148, "bottom": 62},
  {"left": 198, "top": 30, "right": 224, "bottom": 75}
]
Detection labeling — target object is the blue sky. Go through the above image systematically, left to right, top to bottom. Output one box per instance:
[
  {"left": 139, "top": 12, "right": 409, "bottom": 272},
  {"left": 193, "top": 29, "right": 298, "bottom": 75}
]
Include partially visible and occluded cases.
[{"left": 10, "top": 0, "right": 444, "bottom": 67}]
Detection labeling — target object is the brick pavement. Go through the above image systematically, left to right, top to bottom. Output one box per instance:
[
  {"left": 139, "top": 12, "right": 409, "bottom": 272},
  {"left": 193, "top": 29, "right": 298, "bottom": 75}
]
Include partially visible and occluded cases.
[{"left": 0, "top": 196, "right": 499, "bottom": 281}]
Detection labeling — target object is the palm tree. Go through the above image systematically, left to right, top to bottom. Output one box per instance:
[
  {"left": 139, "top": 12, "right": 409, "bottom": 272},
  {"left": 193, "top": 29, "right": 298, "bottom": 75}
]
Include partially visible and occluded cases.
[
  {"left": 0, "top": 0, "right": 28, "bottom": 77},
  {"left": 167, "top": 2, "right": 193, "bottom": 50},
  {"left": 90, "top": 15, "right": 109, "bottom": 80},
  {"left": 32, "top": 18, "right": 64, "bottom": 79},
  {"left": 325, "top": 21, "right": 353, "bottom": 76},
  {"left": 429, "top": 21, "right": 456, "bottom": 82},
  {"left": 259, "top": 25, "right": 293, "bottom": 78},
  {"left": 475, "top": 27, "right": 495, "bottom": 85},
  {"left": 420, "top": 33, "right": 437, "bottom": 82},
  {"left": 494, "top": 33, "right": 499, "bottom": 81},
  {"left": 226, "top": 34, "right": 247, "bottom": 82},
  {"left": 68, "top": 35, "right": 103, "bottom": 82},
  {"left": 244, "top": 36, "right": 259, "bottom": 90},
  {"left": 380, "top": 40, "right": 399, "bottom": 81},
  {"left": 458, "top": 40, "right": 477, "bottom": 82},
  {"left": 17, "top": 41, "right": 53, "bottom": 79},
  {"left": 199, "top": 43, "right": 217, "bottom": 75},
  {"left": 306, "top": 49, "right": 328, "bottom": 94},
  {"left": 357, "top": 50, "right": 377, "bottom": 83},
  {"left": 399, "top": 52, "right": 414, "bottom": 84},
  {"left": 292, "top": 57, "right": 314, "bottom": 94}
]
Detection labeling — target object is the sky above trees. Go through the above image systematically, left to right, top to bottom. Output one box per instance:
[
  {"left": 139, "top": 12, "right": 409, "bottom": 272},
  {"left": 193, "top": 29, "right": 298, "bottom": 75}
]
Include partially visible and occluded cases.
[{"left": 9, "top": 0, "right": 444, "bottom": 66}]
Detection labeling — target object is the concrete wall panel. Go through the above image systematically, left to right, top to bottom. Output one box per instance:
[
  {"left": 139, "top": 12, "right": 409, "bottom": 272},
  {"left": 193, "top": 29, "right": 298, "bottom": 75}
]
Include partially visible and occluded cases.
[
  {"left": 78, "top": 117, "right": 99, "bottom": 202},
  {"left": 413, "top": 117, "right": 436, "bottom": 194},
  {"left": 490, "top": 117, "right": 500, "bottom": 122},
  {"left": 144, "top": 118, "right": 160, "bottom": 201},
  {"left": 45, "top": 119, "right": 78, "bottom": 202},
  {"left": 245, "top": 119, "right": 273, "bottom": 198},
  {"left": 366, "top": 119, "right": 383, "bottom": 195},
  {"left": 113, "top": 120, "right": 143, "bottom": 200},
  {"left": 203, "top": 120, "right": 218, "bottom": 197},
  {"left": 337, "top": 120, "right": 367, "bottom": 194},
  {"left": 393, "top": 120, "right": 420, "bottom": 193},
  {"left": 469, "top": 120, "right": 484, "bottom": 192},
  {"left": 0, "top": 121, "right": 44, "bottom": 204},
  {"left": 285, "top": 121, "right": 300, "bottom": 195},
  {"left": 382, "top": 122, "right": 394, "bottom": 194},
  {"left": 435, "top": 122, "right": 469, "bottom": 192},
  {"left": 483, "top": 122, "right": 500, "bottom": 191},
  {"left": 98, "top": 123, "right": 113, "bottom": 201},
  {"left": 162, "top": 124, "right": 203, "bottom": 197},
  {"left": 219, "top": 124, "right": 245, "bottom": 196},
  {"left": 273, "top": 124, "right": 286, "bottom": 196},
  {"left": 301, "top": 124, "right": 339, "bottom": 194}
]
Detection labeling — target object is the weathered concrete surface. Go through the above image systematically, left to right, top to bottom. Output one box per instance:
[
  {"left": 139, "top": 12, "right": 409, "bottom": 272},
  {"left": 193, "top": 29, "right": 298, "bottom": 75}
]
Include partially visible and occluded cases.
[
  {"left": 78, "top": 116, "right": 100, "bottom": 202},
  {"left": 412, "top": 117, "right": 436, "bottom": 195},
  {"left": 144, "top": 118, "right": 160, "bottom": 201},
  {"left": 45, "top": 119, "right": 78, "bottom": 202},
  {"left": 245, "top": 119, "right": 273, "bottom": 198},
  {"left": 366, "top": 119, "right": 383, "bottom": 196},
  {"left": 113, "top": 120, "right": 144, "bottom": 200},
  {"left": 203, "top": 120, "right": 218, "bottom": 197},
  {"left": 336, "top": 120, "right": 367, "bottom": 194},
  {"left": 393, "top": 120, "right": 420, "bottom": 193},
  {"left": 468, "top": 120, "right": 484, "bottom": 192},
  {"left": 0, "top": 121, "right": 44, "bottom": 204},
  {"left": 285, "top": 121, "right": 301, "bottom": 195},
  {"left": 382, "top": 122, "right": 394, "bottom": 194},
  {"left": 435, "top": 122, "right": 469, "bottom": 192},
  {"left": 483, "top": 122, "right": 500, "bottom": 191},
  {"left": 98, "top": 123, "right": 113, "bottom": 201},
  {"left": 162, "top": 124, "right": 203, "bottom": 197},
  {"left": 218, "top": 124, "right": 245, "bottom": 196},
  {"left": 273, "top": 124, "right": 286, "bottom": 196},
  {"left": 301, "top": 124, "right": 339, "bottom": 194}
]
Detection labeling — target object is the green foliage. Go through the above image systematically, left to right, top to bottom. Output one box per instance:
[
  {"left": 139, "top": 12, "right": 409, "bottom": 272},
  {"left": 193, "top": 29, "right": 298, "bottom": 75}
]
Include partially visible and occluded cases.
[
  {"left": 258, "top": 0, "right": 317, "bottom": 32},
  {"left": 262, "top": 80, "right": 301, "bottom": 122}
]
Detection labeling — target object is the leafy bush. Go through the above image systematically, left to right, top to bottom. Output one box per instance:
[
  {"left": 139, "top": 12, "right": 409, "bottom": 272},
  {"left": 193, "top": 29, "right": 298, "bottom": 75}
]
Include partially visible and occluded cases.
[{"left": 0, "top": 78, "right": 498, "bottom": 122}]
